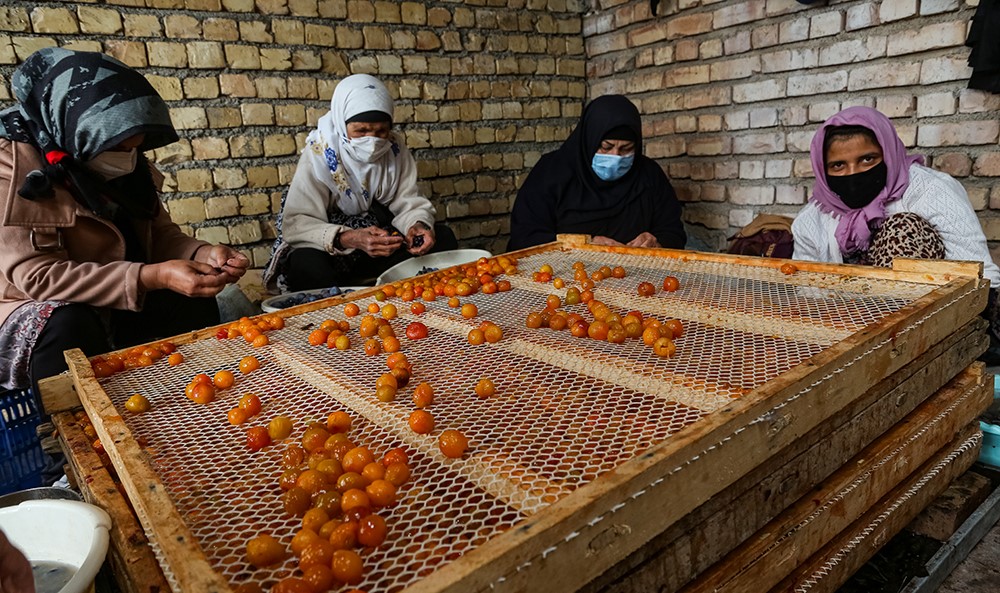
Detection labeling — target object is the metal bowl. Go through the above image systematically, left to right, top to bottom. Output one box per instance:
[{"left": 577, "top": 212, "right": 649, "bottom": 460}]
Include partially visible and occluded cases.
[{"left": 0, "top": 486, "right": 82, "bottom": 508}]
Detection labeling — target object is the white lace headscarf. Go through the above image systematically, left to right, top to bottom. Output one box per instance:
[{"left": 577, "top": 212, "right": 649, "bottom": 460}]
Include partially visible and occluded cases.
[{"left": 305, "top": 74, "right": 403, "bottom": 215}]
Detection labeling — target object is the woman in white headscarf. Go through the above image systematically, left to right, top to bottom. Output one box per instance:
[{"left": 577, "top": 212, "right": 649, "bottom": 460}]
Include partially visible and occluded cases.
[{"left": 265, "top": 74, "right": 455, "bottom": 291}]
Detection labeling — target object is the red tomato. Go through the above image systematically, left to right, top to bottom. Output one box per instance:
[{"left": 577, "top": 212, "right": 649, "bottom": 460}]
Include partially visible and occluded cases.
[
  {"left": 405, "top": 322, "right": 429, "bottom": 340},
  {"left": 246, "top": 426, "right": 271, "bottom": 451}
]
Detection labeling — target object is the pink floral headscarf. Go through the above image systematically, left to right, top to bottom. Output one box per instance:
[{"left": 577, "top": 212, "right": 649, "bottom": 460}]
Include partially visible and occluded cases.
[{"left": 808, "top": 106, "right": 924, "bottom": 255}]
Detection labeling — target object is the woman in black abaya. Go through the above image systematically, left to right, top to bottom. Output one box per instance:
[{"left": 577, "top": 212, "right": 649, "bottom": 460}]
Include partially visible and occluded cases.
[{"left": 507, "top": 95, "right": 685, "bottom": 251}]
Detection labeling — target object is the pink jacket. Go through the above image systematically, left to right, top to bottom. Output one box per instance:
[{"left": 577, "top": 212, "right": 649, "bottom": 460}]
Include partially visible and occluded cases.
[{"left": 0, "top": 139, "right": 208, "bottom": 326}]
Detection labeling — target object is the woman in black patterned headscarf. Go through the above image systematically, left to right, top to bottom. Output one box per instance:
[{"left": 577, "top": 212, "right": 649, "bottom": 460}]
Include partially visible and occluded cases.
[{"left": 0, "top": 48, "right": 248, "bottom": 399}]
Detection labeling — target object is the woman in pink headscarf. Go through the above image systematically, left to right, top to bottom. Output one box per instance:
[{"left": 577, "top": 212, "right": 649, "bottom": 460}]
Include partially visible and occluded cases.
[{"left": 793, "top": 106, "right": 1000, "bottom": 356}]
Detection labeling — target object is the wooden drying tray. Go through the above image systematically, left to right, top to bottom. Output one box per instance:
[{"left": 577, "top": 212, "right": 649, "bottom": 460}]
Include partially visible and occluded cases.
[{"left": 41, "top": 236, "right": 990, "bottom": 593}]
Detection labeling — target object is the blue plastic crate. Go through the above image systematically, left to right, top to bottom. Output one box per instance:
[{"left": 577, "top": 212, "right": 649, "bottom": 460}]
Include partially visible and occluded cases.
[{"left": 0, "top": 389, "right": 45, "bottom": 495}]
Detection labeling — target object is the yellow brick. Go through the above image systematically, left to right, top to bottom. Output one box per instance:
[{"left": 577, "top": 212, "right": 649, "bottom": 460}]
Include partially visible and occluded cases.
[
  {"left": 105, "top": 0, "right": 145, "bottom": 6},
  {"left": 148, "top": 0, "right": 184, "bottom": 8},
  {"left": 185, "top": 0, "right": 222, "bottom": 9},
  {"left": 222, "top": 0, "right": 255, "bottom": 12},
  {"left": 255, "top": 0, "right": 290, "bottom": 15},
  {"left": 288, "top": 0, "right": 320, "bottom": 17},
  {"left": 319, "top": 0, "right": 348, "bottom": 19},
  {"left": 347, "top": 0, "right": 375, "bottom": 22},
  {"left": 374, "top": 1, "right": 400, "bottom": 22},
  {"left": 401, "top": 2, "right": 426, "bottom": 25},
  {"left": 31, "top": 7, "right": 78, "bottom": 34},
  {"left": 78, "top": 7, "right": 122, "bottom": 35},
  {"left": 427, "top": 7, "right": 451, "bottom": 27},
  {"left": 0, "top": 8, "right": 29, "bottom": 32},
  {"left": 124, "top": 15, "right": 161, "bottom": 37},
  {"left": 164, "top": 15, "right": 201, "bottom": 39},
  {"left": 203, "top": 18, "right": 239, "bottom": 41},
  {"left": 268, "top": 19, "right": 302, "bottom": 44},
  {"left": 239, "top": 21, "right": 273, "bottom": 43},
  {"left": 305, "top": 23, "right": 335, "bottom": 46},
  {"left": 362, "top": 25, "right": 390, "bottom": 49},
  {"left": 391, "top": 30, "right": 415, "bottom": 50},
  {"left": 416, "top": 30, "right": 441, "bottom": 51},
  {"left": 442, "top": 31, "right": 462, "bottom": 51},
  {"left": 0, "top": 36, "right": 16, "bottom": 65},
  {"left": 61, "top": 40, "right": 102, "bottom": 54},
  {"left": 104, "top": 40, "right": 147, "bottom": 67},
  {"left": 147, "top": 42, "right": 187, "bottom": 67},
  {"left": 187, "top": 42, "right": 225, "bottom": 68},
  {"left": 261, "top": 48, "right": 292, "bottom": 70},
  {"left": 292, "top": 49, "right": 322, "bottom": 70},
  {"left": 350, "top": 55, "right": 378, "bottom": 73},
  {"left": 377, "top": 55, "right": 403, "bottom": 74},
  {"left": 402, "top": 55, "right": 427, "bottom": 73},
  {"left": 428, "top": 56, "right": 450, "bottom": 74},
  {"left": 219, "top": 74, "right": 256, "bottom": 97},
  {"left": 146, "top": 75, "right": 183, "bottom": 101},
  {"left": 183, "top": 77, "right": 220, "bottom": 99},
  {"left": 253, "top": 77, "right": 285, "bottom": 99},
  {"left": 287, "top": 77, "right": 317, "bottom": 99},
  {"left": 317, "top": 80, "right": 337, "bottom": 100},
  {"left": 241, "top": 104, "right": 274, "bottom": 125},
  {"left": 276, "top": 104, "right": 307, "bottom": 126},
  {"left": 413, "top": 104, "right": 438, "bottom": 122},
  {"left": 170, "top": 107, "right": 208, "bottom": 130},
  {"left": 207, "top": 107, "right": 241, "bottom": 128},
  {"left": 454, "top": 128, "right": 475, "bottom": 146},
  {"left": 475, "top": 128, "right": 495, "bottom": 144},
  {"left": 402, "top": 129, "right": 428, "bottom": 150},
  {"left": 429, "top": 129, "right": 452, "bottom": 148},
  {"left": 264, "top": 134, "right": 297, "bottom": 156},
  {"left": 229, "top": 136, "right": 264, "bottom": 158},
  {"left": 192, "top": 137, "right": 229, "bottom": 159},
  {"left": 153, "top": 140, "right": 192, "bottom": 166},
  {"left": 246, "top": 166, "right": 280, "bottom": 188},
  {"left": 213, "top": 168, "right": 248, "bottom": 189},
  {"left": 176, "top": 169, "right": 213, "bottom": 192},
  {"left": 239, "top": 193, "right": 271, "bottom": 216},
  {"left": 205, "top": 196, "right": 239, "bottom": 219},
  {"left": 166, "top": 197, "right": 207, "bottom": 224},
  {"left": 228, "top": 221, "right": 262, "bottom": 245},
  {"left": 195, "top": 226, "right": 230, "bottom": 244}
]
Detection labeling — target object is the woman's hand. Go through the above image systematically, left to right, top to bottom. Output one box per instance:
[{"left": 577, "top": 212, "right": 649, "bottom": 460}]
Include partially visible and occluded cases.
[
  {"left": 406, "top": 223, "right": 435, "bottom": 256},
  {"left": 340, "top": 227, "right": 404, "bottom": 257},
  {"left": 627, "top": 232, "right": 660, "bottom": 248},
  {"left": 591, "top": 235, "right": 624, "bottom": 246},
  {"left": 194, "top": 244, "right": 249, "bottom": 282},
  {"left": 139, "top": 260, "right": 229, "bottom": 297},
  {"left": 0, "top": 529, "right": 35, "bottom": 593}
]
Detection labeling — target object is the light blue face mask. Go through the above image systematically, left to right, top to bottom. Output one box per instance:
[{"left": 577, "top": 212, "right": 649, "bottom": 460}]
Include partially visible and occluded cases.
[{"left": 591, "top": 152, "right": 635, "bottom": 181}]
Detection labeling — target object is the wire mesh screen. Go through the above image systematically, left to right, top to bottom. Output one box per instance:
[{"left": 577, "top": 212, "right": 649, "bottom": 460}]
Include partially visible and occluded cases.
[{"left": 90, "top": 249, "right": 935, "bottom": 592}]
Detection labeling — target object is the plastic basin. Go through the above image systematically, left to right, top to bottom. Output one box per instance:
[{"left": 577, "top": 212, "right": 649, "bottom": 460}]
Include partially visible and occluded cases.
[{"left": 0, "top": 500, "right": 111, "bottom": 593}]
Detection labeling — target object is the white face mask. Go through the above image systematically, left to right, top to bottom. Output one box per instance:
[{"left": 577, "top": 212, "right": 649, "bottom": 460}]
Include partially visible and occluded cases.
[
  {"left": 348, "top": 135, "right": 391, "bottom": 163},
  {"left": 86, "top": 149, "right": 138, "bottom": 180}
]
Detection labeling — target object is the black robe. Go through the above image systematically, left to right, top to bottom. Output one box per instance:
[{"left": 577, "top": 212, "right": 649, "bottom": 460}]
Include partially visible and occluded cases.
[{"left": 507, "top": 95, "right": 685, "bottom": 251}]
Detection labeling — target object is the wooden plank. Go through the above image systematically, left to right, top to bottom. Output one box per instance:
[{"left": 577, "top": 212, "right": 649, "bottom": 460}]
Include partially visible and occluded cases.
[
  {"left": 556, "top": 237, "right": 985, "bottom": 287},
  {"left": 400, "top": 274, "right": 986, "bottom": 593},
  {"left": 579, "top": 321, "right": 988, "bottom": 593},
  {"left": 64, "top": 348, "right": 232, "bottom": 593},
  {"left": 684, "top": 364, "right": 992, "bottom": 593},
  {"left": 38, "top": 372, "right": 80, "bottom": 415},
  {"left": 52, "top": 411, "right": 169, "bottom": 593},
  {"left": 771, "top": 426, "right": 983, "bottom": 593},
  {"left": 901, "top": 475, "right": 1000, "bottom": 593}
]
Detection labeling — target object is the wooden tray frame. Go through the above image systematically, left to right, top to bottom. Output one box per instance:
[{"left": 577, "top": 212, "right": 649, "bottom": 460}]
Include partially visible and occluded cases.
[{"left": 45, "top": 239, "right": 990, "bottom": 593}]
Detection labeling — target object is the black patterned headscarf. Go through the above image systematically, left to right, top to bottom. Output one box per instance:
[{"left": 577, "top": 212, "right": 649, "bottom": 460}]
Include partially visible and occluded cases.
[{"left": 0, "top": 47, "right": 178, "bottom": 218}]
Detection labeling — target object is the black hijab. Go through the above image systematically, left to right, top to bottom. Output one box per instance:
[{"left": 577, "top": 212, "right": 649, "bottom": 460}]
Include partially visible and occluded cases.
[
  {"left": 0, "top": 47, "right": 178, "bottom": 221},
  {"left": 507, "top": 95, "right": 685, "bottom": 251}
]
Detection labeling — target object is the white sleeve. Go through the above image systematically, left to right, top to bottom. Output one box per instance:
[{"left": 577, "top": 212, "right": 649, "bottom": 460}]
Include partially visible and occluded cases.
[
  {"left": 386, "top": 141, "right": 436, "bottom": 234},
  {"left": 281, "top": 150, "right": 352, "bottom": 254},
  {"left": 906, "top": 167, "right": 1000, "bottom": 286},
  {"left": 791, "top": 205, "right": 827, "bottom": 262}
]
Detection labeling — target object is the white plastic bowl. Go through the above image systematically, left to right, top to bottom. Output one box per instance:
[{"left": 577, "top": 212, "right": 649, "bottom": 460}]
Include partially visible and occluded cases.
[
  {"left": 376, "top": 249, "right": 492, "bottom": 285},
  {"left": 0, "top": 499, "right": 111, "bottom": 593}
]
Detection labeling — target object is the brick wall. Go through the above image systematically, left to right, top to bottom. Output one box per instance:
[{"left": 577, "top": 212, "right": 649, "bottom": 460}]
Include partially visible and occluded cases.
[
  {"left": 0, "top": 0, "right": 587, "bottom": 298},
  {"left": 584, "top": 0, "right": 1000, "bottom": 259}
]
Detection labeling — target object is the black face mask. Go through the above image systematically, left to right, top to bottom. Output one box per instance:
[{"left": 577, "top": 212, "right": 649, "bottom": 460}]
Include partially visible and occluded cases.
[{"left": 826, "top": 161, "right": 888, "bottom": 209}]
